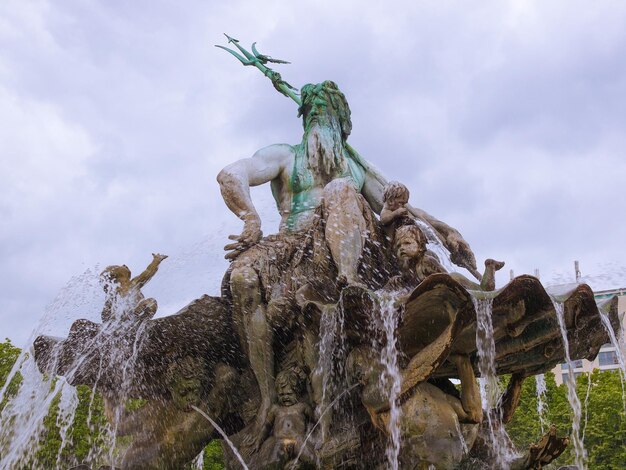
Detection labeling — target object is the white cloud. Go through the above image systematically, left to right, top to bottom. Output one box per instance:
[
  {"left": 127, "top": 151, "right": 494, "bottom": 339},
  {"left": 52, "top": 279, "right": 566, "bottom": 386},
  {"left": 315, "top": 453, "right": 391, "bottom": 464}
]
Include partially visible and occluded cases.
[{"left": 2, "top": 0, "right": 626, "bottom": 344}]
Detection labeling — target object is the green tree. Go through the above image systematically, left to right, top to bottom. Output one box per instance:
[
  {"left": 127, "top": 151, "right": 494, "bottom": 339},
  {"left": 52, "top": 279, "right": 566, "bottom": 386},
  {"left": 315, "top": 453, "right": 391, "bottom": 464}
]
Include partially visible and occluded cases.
[
  {"left": 1, "top": 337, "right": 226, "bottom": 468},
  {"left": 0, "top": 338, "right": 22, "bottom": 411},
  {"left": 0, "top": 338, "right": 20, "bottom": 385},
  {"left": 506, "top": 369, "right": 626, "bottom": 469},
  {"left": 580, "top": 370, "right": 626, "bottom": 469},
  {"left": 203, "top": 439, "right": 226, "bottom": 470}
]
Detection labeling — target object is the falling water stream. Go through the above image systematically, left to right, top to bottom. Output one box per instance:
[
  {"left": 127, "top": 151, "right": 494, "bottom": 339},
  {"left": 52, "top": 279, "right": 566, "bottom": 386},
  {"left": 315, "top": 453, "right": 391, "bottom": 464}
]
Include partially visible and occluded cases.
[
  {"left": 0, "top": 271, "right": 159, "bottom": 469},
  {"left": 376, "top": 293, "right": 402, "bottom": 470},
  {"left": 473, "top": 296, "right": 516, "bottom": 469},
  {"left": 552, "top": 299, "right": 586, "bottom": 469},
  {"left": 313, "top": 302, "right": 347, "bottom": 443},
  {"left": 599, "top": 312, "right": 626, "bottom": 411},
  {"left": 535, "top": 374, "right": 548, "bottom": 433},
  {"left": 582, "top": 375, "right": 593, "bottom": 442},
  {"left": 191, "top": 405, "right": 249, "bottom": 470},
  {"left": 194, "top": 449, "right": 205, "bottom": 469}
]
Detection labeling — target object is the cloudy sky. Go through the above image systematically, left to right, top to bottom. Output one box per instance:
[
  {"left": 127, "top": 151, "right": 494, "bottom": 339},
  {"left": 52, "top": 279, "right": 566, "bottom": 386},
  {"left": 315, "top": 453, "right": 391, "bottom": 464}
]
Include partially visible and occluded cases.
[{"left": 1, "top": 0, "right": 625, "bottom": 346}]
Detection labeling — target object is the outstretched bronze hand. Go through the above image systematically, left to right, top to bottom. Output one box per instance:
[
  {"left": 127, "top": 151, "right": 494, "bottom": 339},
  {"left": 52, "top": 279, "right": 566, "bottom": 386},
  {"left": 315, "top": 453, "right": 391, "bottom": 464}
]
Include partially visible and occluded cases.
[
  {"left": 224, "top": 218, "right": 262, "bottom": 260},
  {"left": 152, "top": 253, "right": 168, "bottom": 262}
]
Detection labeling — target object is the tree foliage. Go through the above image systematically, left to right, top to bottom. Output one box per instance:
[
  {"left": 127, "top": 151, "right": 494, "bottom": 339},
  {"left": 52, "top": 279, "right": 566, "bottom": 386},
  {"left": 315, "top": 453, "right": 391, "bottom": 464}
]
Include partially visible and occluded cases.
[
  {"left": 0, "top": 338, "right": 225, "bottom": 469},
  {"left": 0, "top": 338, "right": 22, "bottom": 412},
  {"left": 9, "top": 338, "right": 625, "bottom": 469},
  {"left": 506, "top": 369, "right": 626, "bottom": 470}
]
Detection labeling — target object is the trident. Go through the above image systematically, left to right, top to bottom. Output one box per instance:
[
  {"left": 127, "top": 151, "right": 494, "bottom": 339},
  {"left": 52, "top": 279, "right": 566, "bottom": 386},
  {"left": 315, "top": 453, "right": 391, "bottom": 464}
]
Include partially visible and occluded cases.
[
  {"left": 215, "top": 34, "right": 301, "bottom": 105},
  {"left": 215, "top": 34, "right": 482, "bottom": 280}
]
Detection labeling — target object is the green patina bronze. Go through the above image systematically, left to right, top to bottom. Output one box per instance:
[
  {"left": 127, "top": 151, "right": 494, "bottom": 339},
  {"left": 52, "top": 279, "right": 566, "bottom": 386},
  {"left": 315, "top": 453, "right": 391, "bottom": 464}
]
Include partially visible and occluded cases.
[
  {"left": 215, "top": 34, "right": 300, "bottom": 104},
  {"left": 24, "top": 37, "right": 618, "bottom": 469},
  {"left": 217, "top": 37, "right": 370, "bottom": 232},
  {"left": 283, "top": 143, "right": 366, "bottom": 232}
]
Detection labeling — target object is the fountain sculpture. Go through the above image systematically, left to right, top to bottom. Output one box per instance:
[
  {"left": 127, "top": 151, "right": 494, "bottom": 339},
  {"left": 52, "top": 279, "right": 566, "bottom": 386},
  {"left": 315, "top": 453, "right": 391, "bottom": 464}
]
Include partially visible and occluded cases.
[{"left": 12, "top": 36, "right": 624, "bottom": 469}]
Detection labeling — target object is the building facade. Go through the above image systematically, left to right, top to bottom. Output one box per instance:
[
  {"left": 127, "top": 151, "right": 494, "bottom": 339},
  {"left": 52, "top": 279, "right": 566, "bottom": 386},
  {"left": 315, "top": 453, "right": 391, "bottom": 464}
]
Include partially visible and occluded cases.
[{"left": 554, "top": 287, "right": 626, "bottom": 385}]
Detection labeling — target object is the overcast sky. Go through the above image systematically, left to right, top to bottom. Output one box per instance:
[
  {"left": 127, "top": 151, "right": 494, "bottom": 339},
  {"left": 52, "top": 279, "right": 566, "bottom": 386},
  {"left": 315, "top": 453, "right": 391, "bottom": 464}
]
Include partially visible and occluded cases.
[{"left": 2, "top": 0, "right": 625, "bottom": 346}]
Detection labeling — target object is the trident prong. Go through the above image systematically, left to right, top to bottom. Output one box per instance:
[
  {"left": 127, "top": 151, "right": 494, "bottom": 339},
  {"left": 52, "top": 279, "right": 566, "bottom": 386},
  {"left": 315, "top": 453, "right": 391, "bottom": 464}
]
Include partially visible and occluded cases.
[
  {"left": 216, "top": 34, "right": 301, "bottom": 104},
  {"left": 251, "top": 42, "right": 291, "bottom": 65},
  {"left": 214, "top": 45, "right": 257, "bottom": 66}
]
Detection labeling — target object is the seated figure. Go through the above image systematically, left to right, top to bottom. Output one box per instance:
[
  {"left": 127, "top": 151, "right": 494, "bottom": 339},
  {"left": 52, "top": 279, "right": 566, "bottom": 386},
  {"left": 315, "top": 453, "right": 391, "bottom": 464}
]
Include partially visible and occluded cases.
[
  {"left": 380, "top": 180, "right": 413, "bottom": 239},
  {"left": 391, "top": 224, "right": 505, "bottom": 292},
  {"left": 99, "top": 253, "right": 168, "bottom": 323},
  {"left": 347, "top": 345, "right": 482, "bottom": 469},
  {"left": 254, "top": 367, "right": 316, "bottom": 468}
]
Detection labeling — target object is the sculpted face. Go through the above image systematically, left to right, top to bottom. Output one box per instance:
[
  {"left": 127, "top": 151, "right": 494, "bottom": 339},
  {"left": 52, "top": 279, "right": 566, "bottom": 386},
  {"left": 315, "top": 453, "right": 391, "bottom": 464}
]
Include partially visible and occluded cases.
[
  {"left": 299, "top": 81, "right": 352, "bottom": 178},
  {"left": 386, "top": 194, "right": 408, "bottom": 211},
  {"left": 394, "top": 226, "right": 427, "bottom": 265},
  {"left": 396, "top": 236, "right": 421, "bottom": 261},
  {"left": 347, "top": 345, "right": 378, "bottom": 384},
  {"left": 166, "top": 357, "right": 204, "bottom": 411},
  {"left": 275, "top": 369, "right": 303, "bottom": 406},
  {"left": 278, "top": 383, "right": 298, "bottom": 406}
]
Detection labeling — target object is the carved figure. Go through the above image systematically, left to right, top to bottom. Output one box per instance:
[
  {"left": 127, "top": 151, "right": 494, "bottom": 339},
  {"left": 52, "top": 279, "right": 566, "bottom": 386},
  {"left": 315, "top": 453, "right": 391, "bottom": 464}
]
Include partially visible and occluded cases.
[
  {"left": 26, "top": 37, "right": 623, "bottom": 470},
  {"left": 218, "top": 80, "right": 479, "bottom": 440},
  {"left": 217, "top": 81, "right": 480, "bottom": 442},
  {"left": 380, "top": 181, "right": 412, "bottom": 238},
  {"left": 390, "top": 224, "right": 505, "bottom": 293},
  {"left": 99, "top": 253, "right": 168, "bottom": 322},
  {"left": 347, "top": 346, "right": 482, "bottom": 469},
  {"left": 253, "top": 367, "right": 316, "bottom": 468}
]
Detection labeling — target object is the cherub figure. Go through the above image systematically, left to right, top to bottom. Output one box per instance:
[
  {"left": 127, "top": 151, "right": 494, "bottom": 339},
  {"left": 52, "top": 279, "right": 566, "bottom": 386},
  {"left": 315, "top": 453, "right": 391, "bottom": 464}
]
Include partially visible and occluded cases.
[
  {"left": 380, "top": 180, "right": 484, "bottom": 280},
  {"left": 380, "top": 181, "right": 413, "bottom": 239},
  {"left": 384, "top": 224, "right": 446, "bottom": 293},
  {"left": 391, "top": 224, "right": 505, "bottom": 292},
  {"left": 393, "top": 224, "right": 446, "bottom": 283},
  {"left": 99, "top": 253, "right": 168, "bottom": 323},
  {"left": 254, "top": 367, "right": 316, "bottom": 467}
]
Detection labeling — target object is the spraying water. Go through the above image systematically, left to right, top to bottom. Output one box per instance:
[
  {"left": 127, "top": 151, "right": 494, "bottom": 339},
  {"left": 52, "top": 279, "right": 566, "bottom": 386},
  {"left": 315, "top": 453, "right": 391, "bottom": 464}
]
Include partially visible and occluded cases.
[
  {"left": 0, "top": 268, "right": 165, "bottom": 468},
  {"left": 0, "top": 269, "right": 106, "bottom": 469},
  {"left": 374, "top": 292, "right": 402, "bottom": 470},
  {"left": 473, "top": 296, "right": 516, "bottom": 468},
  {"left": 552, "top": 299, "right": 587, "bottom": 469},
  {"left": 313, "top": 302, "right": 347, "bottom": 442},
  {"left": 599, "top": 312, "right": 626, "bottom": 411},
  {"left": 0, "top": 353, "right": 67, "bottom": 467},
  {"left": 535, "top": 374, "right": 548, "bottom": 433},
  {"left": 53, "top": 383, "right": 80, "bottom": 467},
  {"left": 191, "top": 405, "right": 249, "bottom": 470}
]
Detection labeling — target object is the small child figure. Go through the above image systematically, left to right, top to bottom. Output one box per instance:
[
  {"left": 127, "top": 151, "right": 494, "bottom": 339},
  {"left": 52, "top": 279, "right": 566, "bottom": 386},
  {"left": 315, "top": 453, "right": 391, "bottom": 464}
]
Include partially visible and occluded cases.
[
  {"left": 380, "top": 181, "right": 413, "bottom": 239},
  {"left": 391, "top": 224, "right": 446, "bottom": 288},
  {"left": 392, "top": 224, "right": 505, "bottom": 292},
  {"left": 99, "top": 253, "right": 168, "bottom": 323},
  {"left": 255, "top": 367, "right": 316, "bottom": 467}
]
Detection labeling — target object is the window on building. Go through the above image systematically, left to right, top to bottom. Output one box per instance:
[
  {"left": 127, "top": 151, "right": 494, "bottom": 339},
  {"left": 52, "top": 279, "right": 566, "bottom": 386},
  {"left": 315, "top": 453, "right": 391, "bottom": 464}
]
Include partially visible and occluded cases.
[
  {"left": 598, "top": 350, "right": 619, "bottom": 366},
  {"left": 561, "top": 360, "right": 583, "bottom": 370},
  {"left": 561, "top": 372, "right": 583, "bottom": 383}
]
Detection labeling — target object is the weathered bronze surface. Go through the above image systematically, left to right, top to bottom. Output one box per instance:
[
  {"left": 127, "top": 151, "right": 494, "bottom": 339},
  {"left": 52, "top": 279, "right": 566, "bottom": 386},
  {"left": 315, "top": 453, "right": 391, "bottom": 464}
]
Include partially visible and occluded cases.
[{"left": 33, "top": 39, "right": 621, "bottom": 469}]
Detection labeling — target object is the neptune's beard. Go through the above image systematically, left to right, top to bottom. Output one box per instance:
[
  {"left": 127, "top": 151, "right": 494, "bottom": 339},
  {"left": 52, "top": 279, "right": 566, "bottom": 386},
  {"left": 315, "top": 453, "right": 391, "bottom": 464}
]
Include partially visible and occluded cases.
[{"left": 304, "top": 117, "right": 347, "bottom": 179}]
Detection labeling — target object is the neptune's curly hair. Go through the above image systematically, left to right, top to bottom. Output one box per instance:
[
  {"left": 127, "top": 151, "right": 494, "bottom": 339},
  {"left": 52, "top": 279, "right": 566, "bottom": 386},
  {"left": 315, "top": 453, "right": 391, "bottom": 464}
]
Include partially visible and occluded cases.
[{"left": 298, "top": 80, "right": 352, "bottom": 141}]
